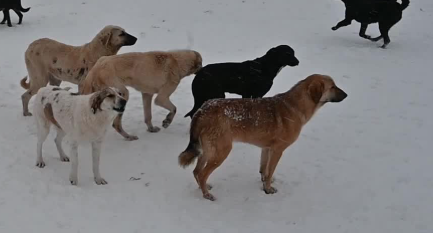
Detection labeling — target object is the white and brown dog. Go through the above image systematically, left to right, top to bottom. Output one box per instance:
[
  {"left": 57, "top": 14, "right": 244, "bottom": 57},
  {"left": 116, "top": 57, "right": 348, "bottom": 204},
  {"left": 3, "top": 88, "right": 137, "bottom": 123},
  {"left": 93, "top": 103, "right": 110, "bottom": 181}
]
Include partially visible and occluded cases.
[{"left": 33, "top": 86, "right": 126, "bottom": 185}]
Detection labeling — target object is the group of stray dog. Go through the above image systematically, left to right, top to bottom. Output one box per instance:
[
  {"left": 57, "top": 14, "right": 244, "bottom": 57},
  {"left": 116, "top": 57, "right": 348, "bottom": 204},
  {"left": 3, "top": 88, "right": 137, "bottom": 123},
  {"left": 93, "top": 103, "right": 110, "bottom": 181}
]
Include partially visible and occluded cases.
[{"left": 8, "top": 0, "right": 409, "bottom": 201}]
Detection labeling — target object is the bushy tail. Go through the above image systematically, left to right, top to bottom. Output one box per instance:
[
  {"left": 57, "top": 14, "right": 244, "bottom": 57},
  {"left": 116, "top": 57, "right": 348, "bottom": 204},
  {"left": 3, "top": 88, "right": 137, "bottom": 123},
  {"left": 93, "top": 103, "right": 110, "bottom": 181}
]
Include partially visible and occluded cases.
[
  {"left": 400, "top": 0, "right": 409, "bottom": 11},
  {"left": 20, "top": 76, "right": 30, "bottom": 89},
  {"left": 178, "top": 117, "right": 202, "bottom": 168}
]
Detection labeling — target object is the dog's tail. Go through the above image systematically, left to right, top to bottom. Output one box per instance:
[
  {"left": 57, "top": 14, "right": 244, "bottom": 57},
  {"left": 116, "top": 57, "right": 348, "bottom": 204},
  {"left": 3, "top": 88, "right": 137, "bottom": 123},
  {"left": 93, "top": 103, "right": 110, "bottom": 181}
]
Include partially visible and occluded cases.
[
  {"left": 18, "top": 0, "right": 31, "bottom": 12},
  {"left": 400, "top": 0, "right": 409, "bottom": 11},
  {"left": 20, "top": 7, "right": 30, "bottom": 12},
  {"left": 20, "top": 76, "right": 30, "bottom": 90},
  {"left": 178, "top": 115, "right": 202, "bottom": 168}
]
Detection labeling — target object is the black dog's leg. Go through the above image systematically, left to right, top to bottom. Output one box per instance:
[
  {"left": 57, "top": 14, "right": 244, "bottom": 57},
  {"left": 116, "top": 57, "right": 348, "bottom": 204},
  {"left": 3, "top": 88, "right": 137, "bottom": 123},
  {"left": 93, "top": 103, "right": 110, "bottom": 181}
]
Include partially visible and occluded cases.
[
  {"left": 13, "top": 9, "right": 23, "bottom": 24},
  {"left": 3, "top": 10, "right": 12, "bottom": 27},
  {"left": 332, "top": 18, "right": 352, "bottom": 31},
  {"left": 359, "top": 23, "right": 372, "bottom": 39},
  {"left": 378, "top": 23, "right": 392, "bottom": 49}
]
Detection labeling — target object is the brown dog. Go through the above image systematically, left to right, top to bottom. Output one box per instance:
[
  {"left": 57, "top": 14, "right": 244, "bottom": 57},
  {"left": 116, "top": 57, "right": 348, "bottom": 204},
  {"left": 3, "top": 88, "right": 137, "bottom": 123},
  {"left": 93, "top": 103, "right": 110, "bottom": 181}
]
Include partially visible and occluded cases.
[
  {"left": 20, "top": 25, "right": 137, "bottom": 116},
  {"left": 80, "top": 50, "right": 203, "bottom": 140},
  {"left": 178, "top": 74, "right": 347, "bottom": 201}
]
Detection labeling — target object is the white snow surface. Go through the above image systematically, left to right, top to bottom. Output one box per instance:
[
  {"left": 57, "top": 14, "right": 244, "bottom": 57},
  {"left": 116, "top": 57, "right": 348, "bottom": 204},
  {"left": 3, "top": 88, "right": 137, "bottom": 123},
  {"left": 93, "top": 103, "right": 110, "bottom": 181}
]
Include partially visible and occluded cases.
[{"left": 1, "top": 0, "right": 433, "bottom": 232}]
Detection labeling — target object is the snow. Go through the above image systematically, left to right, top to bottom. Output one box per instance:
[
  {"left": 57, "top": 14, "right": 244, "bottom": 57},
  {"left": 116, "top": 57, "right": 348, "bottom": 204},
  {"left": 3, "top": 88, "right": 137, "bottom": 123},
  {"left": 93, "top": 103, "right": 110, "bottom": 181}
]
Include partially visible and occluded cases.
[{"left": 1, "top": 0, "right": 433, "bottom": 232}]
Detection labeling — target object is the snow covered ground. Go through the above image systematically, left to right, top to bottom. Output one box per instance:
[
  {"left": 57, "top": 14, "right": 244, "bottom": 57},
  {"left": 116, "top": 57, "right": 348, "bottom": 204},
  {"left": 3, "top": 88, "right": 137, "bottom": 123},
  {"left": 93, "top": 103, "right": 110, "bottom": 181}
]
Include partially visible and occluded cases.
[{"left": 1, "top": 0, "right": 432, "bottom": 232}]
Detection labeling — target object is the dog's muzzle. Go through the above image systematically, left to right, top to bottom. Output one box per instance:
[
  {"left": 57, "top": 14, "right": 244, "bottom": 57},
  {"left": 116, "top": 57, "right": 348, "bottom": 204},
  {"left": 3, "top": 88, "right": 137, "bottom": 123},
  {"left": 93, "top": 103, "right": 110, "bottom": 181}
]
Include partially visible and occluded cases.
[
  {"left": 123, "top": 33, "right": 138, "bottom": 46},
  {"left": 289, "top": 58, "right": 300, "bottom": 67},
  {"left": 330, "top": 87, "right": 348, "bottom": 102},
  {"left": 114, "top": 99, "right": 127, "bottom": 112}
]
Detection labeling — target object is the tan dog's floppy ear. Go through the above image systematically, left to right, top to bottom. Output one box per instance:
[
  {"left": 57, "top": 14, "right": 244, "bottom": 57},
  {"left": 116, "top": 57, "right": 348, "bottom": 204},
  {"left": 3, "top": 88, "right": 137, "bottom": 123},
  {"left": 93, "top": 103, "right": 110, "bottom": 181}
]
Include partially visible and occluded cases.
[
  {"left": 104, "top": 31, "right": 113, "bottom": 48},
  {"left": 309, "top": 80, "right": 324, "bottom": 103},
  {"left": 90, "top": 89, "right": 110, "bottom": 114}
]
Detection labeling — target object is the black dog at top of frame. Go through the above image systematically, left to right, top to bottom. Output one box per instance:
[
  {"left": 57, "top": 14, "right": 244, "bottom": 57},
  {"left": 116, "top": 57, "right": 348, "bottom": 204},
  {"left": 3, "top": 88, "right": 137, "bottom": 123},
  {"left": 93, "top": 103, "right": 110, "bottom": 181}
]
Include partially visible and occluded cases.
[
  {"left": 0, "top": 0, "right": 30, "bottom": 27},
  {"left": 332, "top": 0, "right": 410, "bottom": 49},
  {"left": 184, "top": 45, "right": 299, "bottom": 118}
]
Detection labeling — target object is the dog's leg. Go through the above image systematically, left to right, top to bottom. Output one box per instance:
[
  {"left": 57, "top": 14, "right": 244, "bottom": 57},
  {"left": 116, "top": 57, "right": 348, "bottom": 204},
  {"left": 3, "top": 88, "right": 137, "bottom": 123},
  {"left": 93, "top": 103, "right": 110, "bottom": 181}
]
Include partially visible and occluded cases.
[
  {"left": 13, "top": 9, "right": 23, "bottom": 24},
  {"left": 3, "top": 10, "right": 12, "bottom": 27},
  {"left": 332, "top": 18, "right": 352, "bottom": 31},
  {"left": 378, "top": 22, "right": 394, "bottom": 49},
  {"left": 359, "top": 23, "right": 372, "bottom": 39},
  {"left": 154, "top": 81, "right": 179, "bottom": 128},
  {"left": 21, "top": 89, "right": 35, "bottom": 116},
  {"left": 112, "top": 89, "right": 138, "bottom": 141},
  {"left": 141, "top": 93, "right": 160, "bottom": 133},
  {"left": 36, "top": 120, "right": 50, "bottom": 168},
  {"left": 54, "top": 129, "right": 69, "bottom": 162},
  {"left": 91, "top": 141, "right": 107, "bottom": 185},
  {"left": 197, "top": 141, "right": 232, "bottom": 201},
  {"left": 69, "top": 142, "right": 79, "bottom": 185},
  {"left": 259, "top": 148, "right": 270, "bottom": 182},
  {"left": 262, "top": 149, "right": 283, "bottom": 194},
  {"left": 193, "top": 156, "right": 212, "bottom": 190}
]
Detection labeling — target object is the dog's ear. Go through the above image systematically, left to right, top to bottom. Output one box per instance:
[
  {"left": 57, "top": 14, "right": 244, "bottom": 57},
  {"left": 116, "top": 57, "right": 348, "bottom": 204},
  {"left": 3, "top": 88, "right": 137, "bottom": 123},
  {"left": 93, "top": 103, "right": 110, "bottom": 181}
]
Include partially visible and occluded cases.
[
  {"left": 103, "top": 31, "right": 113, "bottom": 48},
  {"left": 308, "top": 80, "right": 324, "bottom": 104},
  {"left": 90, "top": 89, "right": 109, "bottom": 114}
]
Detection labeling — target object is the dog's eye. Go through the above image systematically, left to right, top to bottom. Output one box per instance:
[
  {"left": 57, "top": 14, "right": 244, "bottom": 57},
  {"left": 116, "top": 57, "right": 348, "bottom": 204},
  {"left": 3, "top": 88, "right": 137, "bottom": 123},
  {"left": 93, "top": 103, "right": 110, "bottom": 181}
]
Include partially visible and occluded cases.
[
  {"left": 119, "top": 32, "right": 125, "bottom": 36},
  {"left": 117, "top": 92, "right": 123, "bottom": 96}
]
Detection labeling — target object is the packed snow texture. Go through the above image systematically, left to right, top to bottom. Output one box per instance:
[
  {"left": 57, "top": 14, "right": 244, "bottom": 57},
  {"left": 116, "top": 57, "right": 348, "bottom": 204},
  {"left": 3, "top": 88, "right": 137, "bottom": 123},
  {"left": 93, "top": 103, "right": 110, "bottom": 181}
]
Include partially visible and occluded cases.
[{"left": 1, "top": 0, "right": 432, "bottom": 232}]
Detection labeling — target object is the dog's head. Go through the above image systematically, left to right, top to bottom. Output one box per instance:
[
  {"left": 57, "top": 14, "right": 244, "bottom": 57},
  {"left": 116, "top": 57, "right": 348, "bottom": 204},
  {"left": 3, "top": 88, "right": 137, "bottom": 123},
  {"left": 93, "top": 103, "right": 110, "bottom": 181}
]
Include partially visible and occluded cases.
[
  {"left": 99, "top": 25, "right": 137, "bottom": 51},
  {"left": 265, "top": 45, "right": 299, "bottom": 67},
  {"left": 191, "top": 51, "right": 203, "bottom": 75},
  {"left": 307, "top": 74, "right": 347, "bottom": 105},
  {"left": 90, "top": 87, "right": 127, "bottom": 114}
]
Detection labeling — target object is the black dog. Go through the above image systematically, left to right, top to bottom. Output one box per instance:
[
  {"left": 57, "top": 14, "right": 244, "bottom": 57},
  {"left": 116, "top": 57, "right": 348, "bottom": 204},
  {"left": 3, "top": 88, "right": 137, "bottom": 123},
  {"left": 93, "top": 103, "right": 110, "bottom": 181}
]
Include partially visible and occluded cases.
[
  {"left": 0, "top": 0, "right": 30, "bottom": 27},
  {"left": 332, "top": 0, "right": 409, "bottom": 48},
  {"left": 184, "top": 45, "right": 299, "bottom": 118}
]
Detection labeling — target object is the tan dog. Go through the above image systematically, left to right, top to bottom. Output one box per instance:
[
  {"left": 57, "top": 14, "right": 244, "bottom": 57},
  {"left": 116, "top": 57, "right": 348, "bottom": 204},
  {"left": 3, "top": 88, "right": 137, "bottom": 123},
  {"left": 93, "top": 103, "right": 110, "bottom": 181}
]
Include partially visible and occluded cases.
[
  {"left": 20, "top": 25, "right": 137, "bottom": 116},
  {"left": 80, "top": 50, "right": 203, "bottom": 140},
  {"left": 178, "top": 74, "right": 348, "bottom": 201}
]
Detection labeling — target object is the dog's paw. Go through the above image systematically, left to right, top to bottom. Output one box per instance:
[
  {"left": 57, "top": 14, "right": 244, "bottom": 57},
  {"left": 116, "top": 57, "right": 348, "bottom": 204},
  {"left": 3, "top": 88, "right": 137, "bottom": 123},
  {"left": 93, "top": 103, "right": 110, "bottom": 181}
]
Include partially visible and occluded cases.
[
  {"left": 331, "top": 26, "right": 338, "bottom": 31},
  {"left": 380, "top": 44, "right": 388, "bottom": 49},
  {"left": 23, "top": 112, "right": 33, "bottom": 116},
  {"left": 162, "top": 119, "right": 172, "bottom": 128},
  {"left": 147, "top": 126, "right": 161, "bottom": 133},
  {"left": 125, "top": 135, "right": 139, "bottom": 141},
  {"left": 60, "top": 156, "right": 70, "bottom": 162},
  {"left": 36, "top": 161, "right": 46, "bottom": 168},
  {"left": 69, "top": 176, "right": 78, "bottom": 185},
  {"left": 94, "top": 177, "right": 108, "bottom": 185},
  {"left": 263, "top": 186, "right": 278, "bottom": 194},
  {"left": 203, "top": 193, "right": 216, "bottom": 201}
]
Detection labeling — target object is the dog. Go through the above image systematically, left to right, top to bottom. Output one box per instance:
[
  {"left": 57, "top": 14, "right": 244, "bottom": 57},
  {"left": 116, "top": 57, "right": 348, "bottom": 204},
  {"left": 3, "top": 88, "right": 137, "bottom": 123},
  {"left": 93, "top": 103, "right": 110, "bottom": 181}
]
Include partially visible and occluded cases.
[
  {"left": 0, "top": 0, "right": 30, "bottom": 27},
  {"left": 332, "top": 0, "right": 410, "bottom": 48},
  {"left": 20, "top": 25, "right": 137, "bottom": 116},
  {"left": 184, "top": 45, "right": 299, "bottom": 118},
  {"left": 80, "top": 50, "right": 203, "bottom": 140},
  {"left": 178, "top": 74, "right": 347, "bottom": 201},
  {"left": 33, "top": 85, "right": 127, "bottom": 185}
]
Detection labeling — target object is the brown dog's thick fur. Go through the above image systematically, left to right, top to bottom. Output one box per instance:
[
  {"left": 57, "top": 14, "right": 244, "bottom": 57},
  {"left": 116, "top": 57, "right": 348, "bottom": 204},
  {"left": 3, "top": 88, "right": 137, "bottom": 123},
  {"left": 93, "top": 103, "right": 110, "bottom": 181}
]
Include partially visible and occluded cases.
[
  {"left": 20, "top": 25, "right": 137, "bottom": 116},
  {"left": 80, "top": 50, "right": 203, "bottom": 140},
  {"left": 178, "top": 74, "right": 348, "bottom": 201}
]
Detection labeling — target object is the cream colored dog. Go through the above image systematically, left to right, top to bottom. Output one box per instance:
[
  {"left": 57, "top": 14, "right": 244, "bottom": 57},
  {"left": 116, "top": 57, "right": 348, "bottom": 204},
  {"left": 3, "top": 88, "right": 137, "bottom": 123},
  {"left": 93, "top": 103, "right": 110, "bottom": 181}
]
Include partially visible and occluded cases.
[
  {"left": 20, "top": 25, "right": 137, "bottom": 116},
  {"left": 80, "top": 50, "right": 203, "bottom": 140},
  {"left": 33, "top": 86, "right": 126, "bottom": 185}
]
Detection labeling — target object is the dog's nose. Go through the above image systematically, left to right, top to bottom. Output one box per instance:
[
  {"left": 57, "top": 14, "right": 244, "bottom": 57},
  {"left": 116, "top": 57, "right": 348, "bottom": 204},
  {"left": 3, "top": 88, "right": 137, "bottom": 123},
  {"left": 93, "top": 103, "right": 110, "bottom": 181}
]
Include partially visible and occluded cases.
[
  {"left": 125, "top": 33, "right": 137, "bottom": 46},
  {"left": 333, "top": 88, "right": 347, "bottom": 102},
  {"left": 120, "top": 99, "right": 127, "bottom": 107}
]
